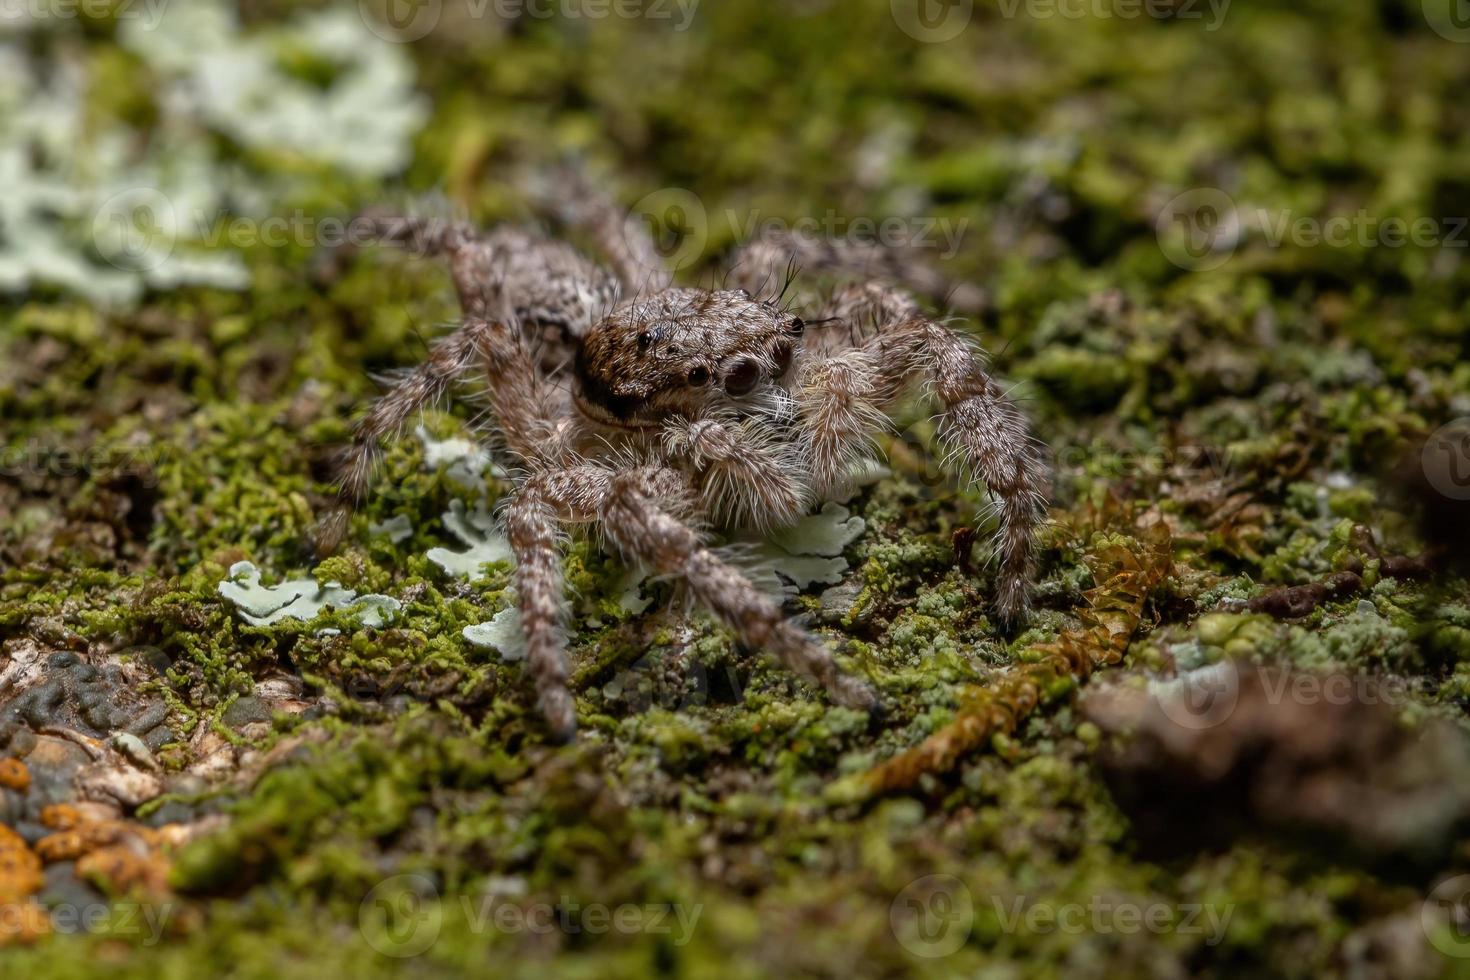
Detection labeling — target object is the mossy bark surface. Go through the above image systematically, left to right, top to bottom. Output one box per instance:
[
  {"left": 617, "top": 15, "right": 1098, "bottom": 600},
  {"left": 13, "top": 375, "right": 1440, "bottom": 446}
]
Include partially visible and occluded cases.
[{"left": 3, "top": 1, "right": 1470, "bottom": 976}]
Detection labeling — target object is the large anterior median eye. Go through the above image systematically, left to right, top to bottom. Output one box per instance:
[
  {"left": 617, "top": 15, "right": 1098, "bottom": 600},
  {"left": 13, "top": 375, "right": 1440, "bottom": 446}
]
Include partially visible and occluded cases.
[{"left": 724, "top": 357, "right": 761, "bottom": 396}]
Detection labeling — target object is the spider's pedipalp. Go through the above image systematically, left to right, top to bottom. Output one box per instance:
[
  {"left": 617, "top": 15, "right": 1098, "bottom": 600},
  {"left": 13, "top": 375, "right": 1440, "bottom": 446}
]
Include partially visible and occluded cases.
[
  {"left": 792, "top": 346, "right": 893, "bottom": 498},
  {"left": 660, "top": 415, "right": 810, "bottom": 530}
]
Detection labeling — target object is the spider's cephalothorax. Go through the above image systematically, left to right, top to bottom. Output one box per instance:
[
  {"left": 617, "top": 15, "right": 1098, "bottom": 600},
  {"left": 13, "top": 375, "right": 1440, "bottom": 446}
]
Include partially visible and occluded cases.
[{"left": 318, "top": 181, "right": 1048, "bottom": 741}]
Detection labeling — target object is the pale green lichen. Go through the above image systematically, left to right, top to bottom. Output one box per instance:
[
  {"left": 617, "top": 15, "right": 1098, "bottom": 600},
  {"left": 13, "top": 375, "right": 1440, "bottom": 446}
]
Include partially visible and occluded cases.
[
  {"left": 118, "top": 2, "right": 428, "bottom": 179},
  {"left": 425, "top": 499, "right": 513, "bottom": 581},
  {"left": 217, "top": 560, "right": 400, "bottom": 628}
]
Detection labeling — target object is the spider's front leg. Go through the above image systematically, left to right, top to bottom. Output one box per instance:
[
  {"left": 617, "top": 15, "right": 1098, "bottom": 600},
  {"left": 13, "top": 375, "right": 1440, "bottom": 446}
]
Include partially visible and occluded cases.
[
  {"left": 799, "top": 285, "right": 1048, "bottom": 624},
  {"left": 317, "top": 316, "right": 561, "bottom": 556},
  {"left": 317, "top": 317, "right": 502, "bottom": 555},
  {"left": 661, "top": 416, "right": 809, "bottom": 531},
  {"left": 505, "top": 463, "right": 877, "bottom": 740}
]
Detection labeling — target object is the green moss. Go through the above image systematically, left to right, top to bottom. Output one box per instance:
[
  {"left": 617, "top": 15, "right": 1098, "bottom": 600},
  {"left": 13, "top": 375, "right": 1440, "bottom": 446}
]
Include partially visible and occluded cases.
[{"left": 5, "top": 0, "right": 1470, "bottom": 974}]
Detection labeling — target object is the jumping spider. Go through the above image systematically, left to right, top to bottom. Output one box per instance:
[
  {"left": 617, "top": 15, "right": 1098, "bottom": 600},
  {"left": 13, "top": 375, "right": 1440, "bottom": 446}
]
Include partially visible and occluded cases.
[{"left": 317, "top": 178, "right": 1047, "bottom": 741}]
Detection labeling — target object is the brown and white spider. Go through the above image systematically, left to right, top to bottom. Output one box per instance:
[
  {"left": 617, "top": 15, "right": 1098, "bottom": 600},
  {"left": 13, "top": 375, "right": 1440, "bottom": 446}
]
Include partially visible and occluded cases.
[{"left": 317, "top": 177, "right": 1047, "bottom": 741}]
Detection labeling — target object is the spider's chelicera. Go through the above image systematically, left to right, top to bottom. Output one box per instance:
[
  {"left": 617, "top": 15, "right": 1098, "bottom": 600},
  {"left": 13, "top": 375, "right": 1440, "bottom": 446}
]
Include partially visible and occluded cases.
[{"left": 317, "top": 178, "right": 1048, "bottom": 741}]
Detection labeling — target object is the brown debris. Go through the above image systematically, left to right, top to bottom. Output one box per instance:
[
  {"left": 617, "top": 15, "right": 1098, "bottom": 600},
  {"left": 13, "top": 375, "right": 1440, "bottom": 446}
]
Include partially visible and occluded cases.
[
  {"left": 1245, "top": 548, "right": 1435, "bottom": 620},
  {"left": 1247, "top": 571, "right": 1363, "bottom": 618},
  {"left": 1085, "top": 660, "right": 1470, "bottom": 863}
]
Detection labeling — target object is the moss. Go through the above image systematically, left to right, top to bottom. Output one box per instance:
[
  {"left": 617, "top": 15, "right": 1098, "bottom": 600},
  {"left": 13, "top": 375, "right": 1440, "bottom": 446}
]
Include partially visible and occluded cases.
[{"left": 5, "top": 0, "right": 1470, "bottom": 974}]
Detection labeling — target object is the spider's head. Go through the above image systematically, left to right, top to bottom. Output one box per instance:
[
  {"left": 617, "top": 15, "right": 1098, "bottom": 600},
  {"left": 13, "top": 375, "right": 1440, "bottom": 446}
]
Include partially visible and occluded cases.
[{"left": 573, "top": 287, "right": 804, "bottom": 429}]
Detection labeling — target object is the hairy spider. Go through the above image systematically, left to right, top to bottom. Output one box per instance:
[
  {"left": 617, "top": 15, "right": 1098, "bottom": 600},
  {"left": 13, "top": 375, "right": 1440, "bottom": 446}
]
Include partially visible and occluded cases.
[{"left": 317, "top": 178, "right": 1047, "bottom": 741}]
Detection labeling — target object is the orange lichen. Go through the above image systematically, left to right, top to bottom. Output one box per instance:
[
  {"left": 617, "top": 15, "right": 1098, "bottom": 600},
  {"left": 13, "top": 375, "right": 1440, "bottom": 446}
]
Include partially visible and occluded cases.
[
  {"left": 0, "top": 758, "right": 30, "bottom": 792},
  {"left": 39, "top": 804, "right": 81, "bottom": 831},
  {"left": 34, "top": 813, "right": 173, "bottom": 899},
  {"left": 0, "top": 820, "right": 46, "bottom": 944},
  {"left": 77, "top": 846, "right": 170, "bottom": 896}
]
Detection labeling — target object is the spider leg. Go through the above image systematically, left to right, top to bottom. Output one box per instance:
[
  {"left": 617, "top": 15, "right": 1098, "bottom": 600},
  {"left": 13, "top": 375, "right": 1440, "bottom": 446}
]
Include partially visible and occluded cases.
[
  {"left": 539, "top": 167, "right": 673, "bottom": 296},
  {"left": 354, "top": 210, "right": 621, "bottom": 339},
  {"left": 727, "top": 229, "right": 986, "bottom": 314},
  {"left": 800, "top": 283, "right": 1047, "bottom": 624},
  {"left": 316, "top": 317, "right": 557, "bottom": 555},
  {"left": 792, "top": 346, "right": 892, "bottom": 497},
  {"left": 661, "top": 416, "right": 810, "bottom": 531},
  {"left": 506, "top": 463, "right": 877, "bottom": 738},
  {"left": 596, "top": 466, "right": 878, "bottom": 714},
  {"left": 504, "top": 474, "right": 579, "bottom": 741}
]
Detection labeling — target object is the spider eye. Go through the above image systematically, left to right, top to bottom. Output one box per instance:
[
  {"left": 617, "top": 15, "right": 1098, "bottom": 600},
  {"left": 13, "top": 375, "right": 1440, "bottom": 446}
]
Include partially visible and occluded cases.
[
  {"left": 787, "top": 317, "right": 805, "bottom": 335},
  {"left": 637, "top": 332, "right": 652, "bottom": 351},
  {"left": 724, "top": 357, "right": 762, "bottom": 396},
  {"left": 687, "top": 366, "right": 710, "bottom": 386}
]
